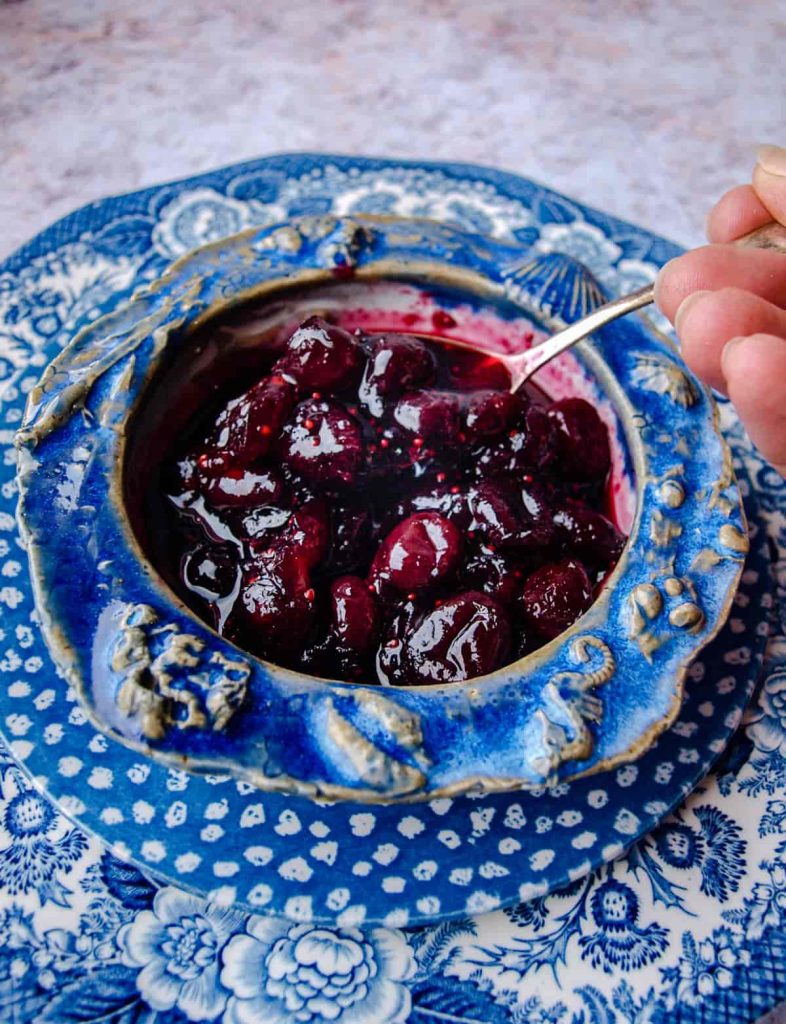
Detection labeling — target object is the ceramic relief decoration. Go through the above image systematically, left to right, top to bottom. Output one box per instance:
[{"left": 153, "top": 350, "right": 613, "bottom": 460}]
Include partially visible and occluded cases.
[
  {"left": 0, "top": 155, "right": 783, "bottom": 1023},
  {"left": 16, "top": 212, "right": 745, "bottom": 806}
]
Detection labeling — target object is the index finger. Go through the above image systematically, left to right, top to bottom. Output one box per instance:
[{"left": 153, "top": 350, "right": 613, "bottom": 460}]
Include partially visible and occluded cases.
[
  {"left": 706, "top": 184, "right": 773, "bottom": 244},
  {"left": 654, "top": 244, "right": 786, "bottom": 323}
]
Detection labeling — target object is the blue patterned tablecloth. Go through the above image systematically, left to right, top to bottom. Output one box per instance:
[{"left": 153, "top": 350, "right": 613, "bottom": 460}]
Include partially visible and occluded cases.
[{"left": 0, "top": 155, "right": 785, "bottom": 1024}]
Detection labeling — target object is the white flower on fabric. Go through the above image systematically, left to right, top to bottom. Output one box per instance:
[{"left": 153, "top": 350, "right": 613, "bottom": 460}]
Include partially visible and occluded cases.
[
  {"left": 118, "top": 888, "right": 244, "bottom": 1022},
  {"left": 221, "top": 917, "right": 415, "bottom": 1024}
]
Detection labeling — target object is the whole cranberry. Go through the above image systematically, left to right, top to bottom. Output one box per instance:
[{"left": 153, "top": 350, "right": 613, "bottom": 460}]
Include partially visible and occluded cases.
[
  {"left": 274, "top": 316, "right": 360, "bottom": 391},
  {"left": 358, "top": 335, "right": 436, "bottom": 418},
  {"left": 205, "top": 374, "right": 297, "bottom": 468},
  {"left": 464, "top": 389, "right": 527, "bottom": 441},
  {"left": 393, "top": 390, "right": 462, "bottom": 442},
  {"left": 281, "top": 398, "right": 364, "bottom": 488},
  {"left": 548, "top": 398, "right": 611, "bottom": 481},
  {"left": 471, "top": 405, "right": 555, "bottom": 479},
  {"left": 199, "top": 467, "right": 284, "bottom": 509},
  {"left": 516, "top": 480, "right": 556, "bottom": 551},
  {"left": 466, "top": 481, "right": 554, "bottom": 554},
  {"left": 467, "top": 482, "right": 522, "bottom": 546},
  {"left": 553, "top": 498, "right": 625, "bottom": 567},
  {"left": 369, "top": 512, "right": 462, "bottom": 592},
  {"left": 236, "top": 547, "right": 315, "bottom": 652},
  {"left": 519, "top": 558, "right": 593, "bottom": 640},
  {"left": 328, "top": 576, "right": 378, "bottom": 655},
  {"left": 400, "top": 592, "right": 511, "bottom": 685},
  {"left": 376, "top": 598, "right": 422, "bottom": 685}
]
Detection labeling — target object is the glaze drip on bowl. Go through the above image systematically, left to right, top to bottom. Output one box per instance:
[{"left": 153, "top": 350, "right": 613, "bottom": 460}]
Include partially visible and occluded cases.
[{"left": 137, "top": 304, "right": 626, "bottom": 686}]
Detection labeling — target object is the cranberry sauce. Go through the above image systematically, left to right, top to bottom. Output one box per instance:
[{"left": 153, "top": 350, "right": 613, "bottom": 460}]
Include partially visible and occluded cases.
[{"left": 141, "top": 315, "right": 625, "bottom": 687}]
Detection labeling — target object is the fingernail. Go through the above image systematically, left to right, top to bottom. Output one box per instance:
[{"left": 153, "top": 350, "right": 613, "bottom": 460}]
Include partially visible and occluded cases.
[
  {"left": 756, "top": 144, "right": 786, "bottom": 176},
  {"left": 674, "top": 290, "right": 711, "bottom": 333},
  {"left": 720, "top": 335, "right": 746, "bottom": 380}
]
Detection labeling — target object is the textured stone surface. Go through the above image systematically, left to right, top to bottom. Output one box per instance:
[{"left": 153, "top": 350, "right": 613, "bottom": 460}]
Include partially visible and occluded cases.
[
  {"left": 1, "top": 0, "right": 784, "bottom": 260},
  {"left": 1, "top": 4, "right": 786, "bottom": 1019}
]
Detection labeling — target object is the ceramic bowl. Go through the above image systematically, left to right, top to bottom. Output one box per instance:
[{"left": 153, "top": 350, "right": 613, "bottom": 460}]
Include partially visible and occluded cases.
[{"left": 15, "top": 214, "right": 748, "bottom": 803}]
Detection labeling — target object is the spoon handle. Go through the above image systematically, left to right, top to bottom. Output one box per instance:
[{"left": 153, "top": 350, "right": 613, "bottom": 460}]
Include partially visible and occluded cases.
[
  {"left": 509, "top": 219, "right": 786, "bottom": 392},
  {"left": 508, "top": 284, "right": 654, "bottom": 390}
]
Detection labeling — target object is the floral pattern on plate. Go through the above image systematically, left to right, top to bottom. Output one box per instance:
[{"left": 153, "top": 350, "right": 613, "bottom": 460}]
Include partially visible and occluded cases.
[
  {"left": 0, "top": 155, "right": 784, "bottom": 1022},
  {"left": 0, "top": 156, "right": 768, "bottom": 928}
]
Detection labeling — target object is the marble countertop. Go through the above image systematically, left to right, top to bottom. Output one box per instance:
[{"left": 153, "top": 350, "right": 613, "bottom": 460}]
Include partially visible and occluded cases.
[{"left": 1, "top": 0, "right": 783, "bottom": 262}]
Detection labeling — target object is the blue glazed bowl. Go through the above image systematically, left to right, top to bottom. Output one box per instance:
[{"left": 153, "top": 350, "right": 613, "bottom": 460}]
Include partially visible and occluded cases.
[{"left": 15, "top": 215, "right": 748, "bottom": 803}]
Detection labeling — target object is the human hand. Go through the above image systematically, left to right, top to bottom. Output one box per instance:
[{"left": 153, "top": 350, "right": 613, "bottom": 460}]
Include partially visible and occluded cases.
[{"left": 654, "top": 145, "right": 786, "bottom": 476}]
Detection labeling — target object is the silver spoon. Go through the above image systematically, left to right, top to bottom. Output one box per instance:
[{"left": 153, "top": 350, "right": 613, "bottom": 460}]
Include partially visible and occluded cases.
[{"left": 462, "top": 221, "right": 786, "bottom": 394}]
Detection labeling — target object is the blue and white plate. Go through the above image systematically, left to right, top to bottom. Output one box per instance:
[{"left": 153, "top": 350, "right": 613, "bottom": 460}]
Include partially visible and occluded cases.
[
  {"left": 0, "top": 155, "right": 768, "bottom": 927},
  {"left": 0, "top": 156, "right": 784, "bottom": 1024}
]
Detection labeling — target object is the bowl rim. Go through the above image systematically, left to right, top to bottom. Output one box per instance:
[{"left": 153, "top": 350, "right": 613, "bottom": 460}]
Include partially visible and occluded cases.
[{"left": 15, "top": 213, "right": 748, "bottom": 803}]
